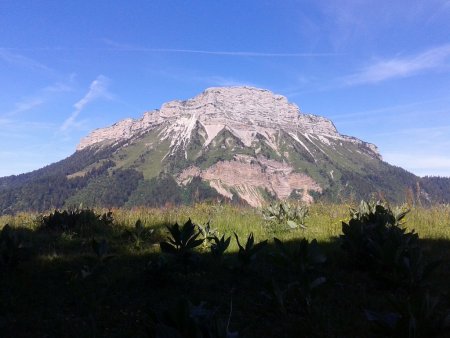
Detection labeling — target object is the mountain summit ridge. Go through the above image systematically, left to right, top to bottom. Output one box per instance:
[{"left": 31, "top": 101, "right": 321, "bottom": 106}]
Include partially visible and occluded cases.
[{"left": 77, "top": 86, "right": 380, "bottom": 161}]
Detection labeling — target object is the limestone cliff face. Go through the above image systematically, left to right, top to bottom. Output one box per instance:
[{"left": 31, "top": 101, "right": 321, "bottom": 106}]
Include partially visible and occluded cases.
[{"left": 77, "top": 86, "right": 380, "bottom": 160}]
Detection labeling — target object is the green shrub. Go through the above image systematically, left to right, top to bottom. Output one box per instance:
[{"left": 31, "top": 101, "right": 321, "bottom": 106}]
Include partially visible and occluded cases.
[
  {"left": 340, "top": 200, "right": 439, "bottom": 290},
  {"left": 340, "top": 200, "right": 410, "bottom": 268},
  {"left": 39, "top": 208, "right": 113, "bottom": 234}
]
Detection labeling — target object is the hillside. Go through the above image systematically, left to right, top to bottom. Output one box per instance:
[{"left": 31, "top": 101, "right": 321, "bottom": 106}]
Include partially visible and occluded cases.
[{"left": 0, "top": 87, "right": 448, "bottom": 213}]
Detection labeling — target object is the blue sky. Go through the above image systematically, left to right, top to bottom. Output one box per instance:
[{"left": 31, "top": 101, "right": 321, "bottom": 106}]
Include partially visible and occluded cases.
[{"left": 1, "top": 0, "right": 450, "bottom": 177}]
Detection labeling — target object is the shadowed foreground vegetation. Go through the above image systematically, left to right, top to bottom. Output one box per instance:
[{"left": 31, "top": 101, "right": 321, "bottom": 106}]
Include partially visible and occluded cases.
[{"left": 1, "top": 202, "right": 450, "bottom": 337}]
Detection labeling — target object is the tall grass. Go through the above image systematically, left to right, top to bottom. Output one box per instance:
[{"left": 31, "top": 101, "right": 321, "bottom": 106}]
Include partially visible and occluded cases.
[
  {"left": 2, "top": 202, "right": 449, "bottom": 249},
  {"left": 405, "top": 204, "right": 450, "bottom": 239},
  {"left": 0, "top": 212, "right": 40, "bottom": 230}
]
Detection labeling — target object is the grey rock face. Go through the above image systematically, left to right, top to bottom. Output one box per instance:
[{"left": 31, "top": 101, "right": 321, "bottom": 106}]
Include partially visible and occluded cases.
[{"left": 77, "top": 86, "right": 380, "bottom": 160}]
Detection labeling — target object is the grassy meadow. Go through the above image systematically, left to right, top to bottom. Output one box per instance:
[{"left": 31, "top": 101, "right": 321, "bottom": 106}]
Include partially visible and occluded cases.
[{"left": 1, "top": 202, "right": 450, "bottom": 337}]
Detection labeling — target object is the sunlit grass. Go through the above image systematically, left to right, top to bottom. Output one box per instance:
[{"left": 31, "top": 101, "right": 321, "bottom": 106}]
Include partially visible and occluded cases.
[
  {"left": 3, "top": 202, "right": 449, "bottom": 250},
  {"left": 405, "top": 205, "right": 450, "bottom": 239},
  {"left": 0, "top": 212, "right": 40, "bottom": 229}
]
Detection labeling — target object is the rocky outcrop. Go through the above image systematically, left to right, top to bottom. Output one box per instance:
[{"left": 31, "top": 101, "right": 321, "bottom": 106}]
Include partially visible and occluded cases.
[{"left": 177, "top": 155, "right": 322, "bottom": 207}]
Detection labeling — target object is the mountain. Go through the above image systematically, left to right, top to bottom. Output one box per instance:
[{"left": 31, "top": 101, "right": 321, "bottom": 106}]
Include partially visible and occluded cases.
[{"left": 0, "top": 87, "right": 448, "bottom": 213}]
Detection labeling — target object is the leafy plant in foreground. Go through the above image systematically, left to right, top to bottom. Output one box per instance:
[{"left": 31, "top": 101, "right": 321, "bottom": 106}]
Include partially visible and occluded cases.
[
  {"left": 340, "top": 200, "right": 410, "bottom": 267},
  {"left": 340, "top": 200, "right": 440, "bottom": 290},
  {"left": 349, "top": 200, "right": 408, "bottom": 226},
  {"left": 262, "top": 201, "right": 309, "bottom": 230},
  {"left": 125, "top": 219, "right": 154, "bottom": 250},
  {"left": 160, "top": 219, "right": 203, "bottom": 259},
  {"left": 198, "top": 221, "right": 217, "bottom": 250},
  {"left": 370, "top": 227, "right": 440, "bottom": 290},
  {"left": 234, "top": 232, "right": 267, "bottom": 266},
  {"left": 210, "top": 234, "right": 231, "bottom": 259},
  {"left": 274, "top": 237, "right": 326, "bottom": 274}
]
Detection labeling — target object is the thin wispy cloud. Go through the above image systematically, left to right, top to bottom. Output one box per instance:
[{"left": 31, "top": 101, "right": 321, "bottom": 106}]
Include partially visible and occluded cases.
[
  {"left": 102, "top": 39, "right": 340, "bottom": 57},
  {"left": 2, "top": 42, "right": 343, "bottom": 57},
  {"left": 344, "top": 44, "right": 450, "bottom": 85},
  {"left": 3, "top": 45, "right": 341, "bottom": 58},
  {"left": 0, "top": 48, "right": 52, "bottom": 72},
  {"left": 61, "top": 75, "right": 111, "bottom": 132},
  {"left": 2, "top": 78, "right": 75, "bottom": 118},
  {"left": 43, "top": 82, "right": 73, "bottom": 93},
  {"left": 5, "top": 98, "right": 44, "bottom": 116},
  {"left": 0, "top": 121, "right": 56, "bottom": 137}
]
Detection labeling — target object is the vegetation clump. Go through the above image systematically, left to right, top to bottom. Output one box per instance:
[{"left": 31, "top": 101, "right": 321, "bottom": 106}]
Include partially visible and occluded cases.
[
  {"left": 340, "top": 200, "right": 410, "bottom": 267},
  {"left": 340, "top": 200, "right": 440, "bottom": 290},
  {"left": 262, "top": 201, "right": 309, "bottom": 230},
  {"left": 338, "top": 201, "right": 450, "bottom": 336},
  {"left": 38, "top": 208, "right": 113, "bottom": 234},
  {"left": 125, "top": 219, "right": 154, "bottom": 250},
  {"left": 159, "top": 219, "right": 204, "bottom": 260},
  {"left": 234, "top": 232, "right": 268, "bottom": 266},
  {"left": 210, "top": 234, "right": 231, "bottom": 259}
]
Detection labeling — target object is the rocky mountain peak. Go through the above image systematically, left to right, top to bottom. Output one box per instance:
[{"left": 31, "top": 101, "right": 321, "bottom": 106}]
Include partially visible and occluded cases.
[
  {"left": 76, "top": 86, "right": 380, "bottom": 162},
  {"left": 157, "top": 86, "right": 298, "bottom": 124},
  {"left": 198, "top": 86, "right": 293, "bottom": 114}
]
